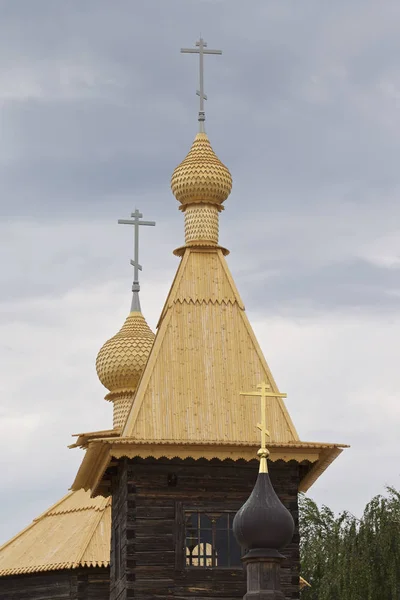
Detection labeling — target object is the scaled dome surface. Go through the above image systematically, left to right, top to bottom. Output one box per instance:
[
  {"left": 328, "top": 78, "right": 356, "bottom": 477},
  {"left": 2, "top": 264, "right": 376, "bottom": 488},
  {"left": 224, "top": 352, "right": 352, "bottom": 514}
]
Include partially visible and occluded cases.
[
  {"left": 171, "top": 132, "right": 232, "bottom": 206},
  {"left": 96, "top": 311, "right": 155, "bottom": 397}
]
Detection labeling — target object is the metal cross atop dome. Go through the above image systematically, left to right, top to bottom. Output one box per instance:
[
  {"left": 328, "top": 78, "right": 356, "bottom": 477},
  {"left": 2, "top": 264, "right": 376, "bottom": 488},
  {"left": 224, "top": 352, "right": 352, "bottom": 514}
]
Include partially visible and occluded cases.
[
  {"left": 181, "top": 37, "right": 222, "bottom": 132},
  {"left": 118, "top": 209, "right": 155, "bottom": 311},
  {"left": 240, "top": 381, "right": 287, "bottom": 473}
]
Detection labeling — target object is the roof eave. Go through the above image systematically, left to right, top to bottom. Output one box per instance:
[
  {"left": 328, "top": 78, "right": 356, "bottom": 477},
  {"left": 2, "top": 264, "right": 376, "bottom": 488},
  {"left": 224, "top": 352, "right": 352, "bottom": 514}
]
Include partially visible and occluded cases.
[
  {"left": 69, "top": 428, "right": 121, "bottom": 449},
  {"left": 71, "top": 439, "right": 348, "bottom": 497},
  {"left": 298, "top": 445, "right": 345, "bottom": 493},
  {"left": 0, "top": 560, "right": 110, "bottom": 577}
]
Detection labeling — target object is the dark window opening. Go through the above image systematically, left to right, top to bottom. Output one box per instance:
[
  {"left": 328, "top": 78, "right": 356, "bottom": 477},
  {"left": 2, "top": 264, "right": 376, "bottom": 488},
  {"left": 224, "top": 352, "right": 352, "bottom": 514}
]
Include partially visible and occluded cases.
[{"left": 184, "top": 510, "right": 242, "bottom": 568}]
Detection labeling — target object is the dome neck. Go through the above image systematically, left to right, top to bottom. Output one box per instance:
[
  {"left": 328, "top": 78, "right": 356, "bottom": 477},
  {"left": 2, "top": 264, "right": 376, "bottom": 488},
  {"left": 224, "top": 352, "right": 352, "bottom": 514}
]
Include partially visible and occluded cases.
[
  {"left": 173, "top": 196, "right": 230, "bottom": 257},
  {"left": 183, "top": 203, "right": 221, "bottom": 247},
  {"left": 111, "top": 392, "right": 135, "bottom": 429}
]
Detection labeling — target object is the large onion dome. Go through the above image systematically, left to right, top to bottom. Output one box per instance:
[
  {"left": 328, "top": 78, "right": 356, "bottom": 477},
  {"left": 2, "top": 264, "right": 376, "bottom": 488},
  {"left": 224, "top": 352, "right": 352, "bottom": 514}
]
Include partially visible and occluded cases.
[{"left": 171, "top": 132, "right": 232, "bottom": 207}]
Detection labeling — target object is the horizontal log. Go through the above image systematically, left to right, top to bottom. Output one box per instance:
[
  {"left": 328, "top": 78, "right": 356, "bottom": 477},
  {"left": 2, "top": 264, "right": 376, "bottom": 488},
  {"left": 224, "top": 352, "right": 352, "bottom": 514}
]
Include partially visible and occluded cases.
[
  {"left": 135, "top": 506, "right": 175, "bottom": 519},
  {"left": 128, "top": 537, "right": 174, "bottom": 552},
  {"left": 134, "top": 550, "right": 176, "bottom": 566}
]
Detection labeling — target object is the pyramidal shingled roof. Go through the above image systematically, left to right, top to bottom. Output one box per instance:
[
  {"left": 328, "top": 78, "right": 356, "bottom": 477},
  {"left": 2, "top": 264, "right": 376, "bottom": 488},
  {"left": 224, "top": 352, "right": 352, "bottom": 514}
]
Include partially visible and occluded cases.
[
  {"left": 121, "top": 247, "right": 299, "bottom": 445},
  {"left": 0, "top": 490, "right": 111, "bottom": 576}
]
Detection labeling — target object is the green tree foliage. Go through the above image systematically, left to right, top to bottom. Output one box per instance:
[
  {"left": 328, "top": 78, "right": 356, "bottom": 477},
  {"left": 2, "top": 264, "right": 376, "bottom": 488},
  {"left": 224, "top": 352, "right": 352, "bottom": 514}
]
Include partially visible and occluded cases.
[{"left": 299, "top": 487, "right": 400, "bottom": 600}]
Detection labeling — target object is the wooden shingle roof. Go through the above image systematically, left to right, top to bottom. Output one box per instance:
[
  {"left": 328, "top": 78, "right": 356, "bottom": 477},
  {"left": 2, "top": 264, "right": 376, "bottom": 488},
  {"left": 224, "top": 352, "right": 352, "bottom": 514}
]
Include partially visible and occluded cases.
[
  {"left": 123, "top": 247, "right": 298, "bottom": 445},
  {"left": 0, "top": 490, "right": 110, "bottom": 576}
]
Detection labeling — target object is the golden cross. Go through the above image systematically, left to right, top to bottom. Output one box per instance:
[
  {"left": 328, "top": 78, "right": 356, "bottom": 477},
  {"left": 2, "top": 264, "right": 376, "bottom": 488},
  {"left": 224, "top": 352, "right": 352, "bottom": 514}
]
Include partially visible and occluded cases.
[{"left": 240, "top": 381, "right": 287, "bottom": 472}]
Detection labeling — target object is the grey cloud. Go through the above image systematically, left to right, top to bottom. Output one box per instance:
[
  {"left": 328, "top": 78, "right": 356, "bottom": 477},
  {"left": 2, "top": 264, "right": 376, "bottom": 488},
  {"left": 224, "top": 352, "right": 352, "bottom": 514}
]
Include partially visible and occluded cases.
[
  {"left": 1, "top": 0, "right": 400, "bottom": 221},
  {"left": 0, "top": 217, "right": 179, "bottom": 306},
  {"left": 242, "top": 259, "right": 400, "bottom": 315}
]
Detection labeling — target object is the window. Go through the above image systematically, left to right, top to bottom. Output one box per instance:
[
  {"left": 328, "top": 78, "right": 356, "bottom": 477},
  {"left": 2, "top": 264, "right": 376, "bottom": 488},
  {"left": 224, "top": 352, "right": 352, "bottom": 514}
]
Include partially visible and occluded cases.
[{"left": 184, "top": 510, "right": 242, "bottom": 568}]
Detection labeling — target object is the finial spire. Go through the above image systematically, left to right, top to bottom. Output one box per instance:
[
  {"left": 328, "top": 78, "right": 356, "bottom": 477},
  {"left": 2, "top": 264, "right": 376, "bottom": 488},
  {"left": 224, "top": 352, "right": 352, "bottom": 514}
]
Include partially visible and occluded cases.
[
  {"left": 181, "top": 37, "right": 222, "bottom": 132},
  {"left": 118, "top": 209, "right": 155, "bottom": 312},
  {"left": 240, "top": 381, "right": 287, "bottom": 473}
]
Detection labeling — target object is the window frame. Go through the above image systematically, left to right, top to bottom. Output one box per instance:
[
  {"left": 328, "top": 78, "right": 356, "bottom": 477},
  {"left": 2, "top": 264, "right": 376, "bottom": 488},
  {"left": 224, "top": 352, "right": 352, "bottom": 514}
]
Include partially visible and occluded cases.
[{"left": 175, "top": 501, "right": 244, "bottom": 571}]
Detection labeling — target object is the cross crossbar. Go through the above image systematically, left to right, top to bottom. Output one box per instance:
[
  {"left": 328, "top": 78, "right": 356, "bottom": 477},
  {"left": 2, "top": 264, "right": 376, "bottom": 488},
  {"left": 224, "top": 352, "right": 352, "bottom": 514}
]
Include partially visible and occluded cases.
[
  {"left": 181, "top": 37, "right": 222, "bottom": 130},
  {"left": 118, "top": 209, "right": 155, "bottom": 289},
  {"left": 240, "top": 381, "right": 288, "bottom": 472}
]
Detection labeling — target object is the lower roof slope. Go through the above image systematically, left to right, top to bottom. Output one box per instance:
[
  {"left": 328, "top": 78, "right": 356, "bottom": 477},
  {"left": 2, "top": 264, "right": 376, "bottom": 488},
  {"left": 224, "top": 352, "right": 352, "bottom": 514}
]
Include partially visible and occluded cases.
[{"left": 0, "top": 490, "right": 110, "bottom": 576}]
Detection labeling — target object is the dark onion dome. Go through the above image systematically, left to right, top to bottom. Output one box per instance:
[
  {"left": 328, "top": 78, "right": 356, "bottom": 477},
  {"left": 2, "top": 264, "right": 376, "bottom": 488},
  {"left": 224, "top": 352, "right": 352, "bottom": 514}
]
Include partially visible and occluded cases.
[{"left": 233, "top": 471, "right": 294, "bottom": 556}]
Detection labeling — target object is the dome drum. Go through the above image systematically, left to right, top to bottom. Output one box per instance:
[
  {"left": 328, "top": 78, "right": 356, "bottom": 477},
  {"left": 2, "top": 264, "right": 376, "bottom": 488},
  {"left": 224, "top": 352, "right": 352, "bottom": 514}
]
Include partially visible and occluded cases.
[
  {"left": 184, "top": 203, "right": 219, "bottom": 246},
  {"left": 112, "top": 395, "right": 134, "bottom": 430}
]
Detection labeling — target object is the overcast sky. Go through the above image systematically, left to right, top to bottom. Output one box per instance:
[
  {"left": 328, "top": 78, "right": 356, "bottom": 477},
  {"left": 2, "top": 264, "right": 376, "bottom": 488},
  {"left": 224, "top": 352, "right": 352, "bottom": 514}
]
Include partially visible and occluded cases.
[{"left": 1, "top": 0, "right": 400, "bottom": 544}]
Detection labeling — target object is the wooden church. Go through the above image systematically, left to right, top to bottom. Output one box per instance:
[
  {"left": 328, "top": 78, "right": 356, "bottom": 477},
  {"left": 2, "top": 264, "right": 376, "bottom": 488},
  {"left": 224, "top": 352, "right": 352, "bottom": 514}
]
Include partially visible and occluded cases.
[{"left": 0, "top": 38, "right": 346, "bottom": 600}]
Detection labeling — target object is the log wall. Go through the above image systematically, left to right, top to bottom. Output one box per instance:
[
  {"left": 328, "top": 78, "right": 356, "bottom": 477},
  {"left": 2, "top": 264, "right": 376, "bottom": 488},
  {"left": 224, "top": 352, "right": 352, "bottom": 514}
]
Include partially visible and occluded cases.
[
  {"left": 110, "top": 457, "right": 300, "bottom": 600},
  {"left": 0, "top": 566, "right": 109, "bottom": 599}
]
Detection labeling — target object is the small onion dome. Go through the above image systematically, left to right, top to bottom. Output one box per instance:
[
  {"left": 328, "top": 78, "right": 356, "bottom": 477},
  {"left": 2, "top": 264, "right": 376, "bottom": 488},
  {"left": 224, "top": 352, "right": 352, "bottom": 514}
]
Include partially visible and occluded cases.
[
  {"left": 171, "top": 132, "right": 232, "bottom": 207},
  {"left": 96, "top": 311, "right": 155, "bottom": 399},
  {"left": 233, "top": 472, "right": 294, "bottom": 555}
]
